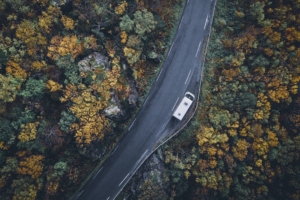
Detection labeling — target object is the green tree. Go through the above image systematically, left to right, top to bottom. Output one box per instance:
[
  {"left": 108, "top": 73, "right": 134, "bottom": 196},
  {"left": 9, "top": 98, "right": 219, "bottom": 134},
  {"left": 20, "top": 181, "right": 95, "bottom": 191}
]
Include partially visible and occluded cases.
[
  {"left": 6, "top": 0, "right": 30, "bottom": 14},
  {"left": 250, "top": 2, "right": 265, "bottom": 24},
  {"left": 133, "top": 9, "right": 157, "bottom": 36},
  {"left": 120, "top": 15, "right": 134, "bottom": 32},
  {"left": 0, "top": 49, "right": 7, "bottom": 68},
  {"left": 250, "top": 55, "right": 270, "bottom": 68},
  {"left": 56, "top": 56, "right": 81, "bottom": 85},
  {"left": 0, "top": 74, "right": 22, "bottom": 102},
  {"left": 19, "top": 78, "right": 46, "bottom": 99},
  {"left": 237, "top": 93, "right": 257, "bottom": 109},
  {"left": 208, "top": 107, "right": 231, "bottom": 130},
  {"left": 11, "top": 110, "right": 35, "bottom": 130},
  {"left": 58, "top": 110, "right": 77, "bottom": 133},
  {"left": 0, "top": 117, "right": 16, "bottom": 146},
  {"left": 17, "top": 140, "right": 45, "bottom": 153},
  {"left": 267, "top": 148, "right": 278, "bottom": 161},
  {"left": 1, "top": 157, "right": 18, "bottom": 173},
  {"left": 53, "top": 161, "right": 68, "bottom": 178}
]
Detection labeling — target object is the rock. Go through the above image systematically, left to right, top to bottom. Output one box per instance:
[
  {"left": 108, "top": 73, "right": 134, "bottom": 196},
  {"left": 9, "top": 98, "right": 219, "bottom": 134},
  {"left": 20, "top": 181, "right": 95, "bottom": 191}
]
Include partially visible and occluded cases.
[
  {"left": 78, "top": 52, "right": 109, "bottom": 72},
  {"left": 77, "top": 53, "right": 127, "bottom": 122},
  {"left": 127, "top": 77, "right": 139, "bottom": 106},
  {"left": 104, "top": 91, "right": 127, "bottom": 122},
  {"left": 127, "top": 150, "right": 171, "bottom": 199}
]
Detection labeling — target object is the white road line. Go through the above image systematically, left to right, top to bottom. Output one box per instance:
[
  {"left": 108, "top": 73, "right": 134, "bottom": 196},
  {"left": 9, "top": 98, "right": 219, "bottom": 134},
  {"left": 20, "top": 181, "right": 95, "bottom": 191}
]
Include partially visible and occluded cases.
[
  {"left": 188, "top": 0, "right": 189, "bottom": 3},
  {"left": 204, "top": 15, "right": 208, "bottom": 29},
  {"left": 179, "top": 16, "right": 184, "bottom": 29},
  {"left": 195, "top": 41, "right": 202, "bottom": 57},
  {"left": 168, "top": 42, "right": 174, "bottom": 56},
  {"left": 156, "top": 68, "right": 163, "bottom": 81},
  {"left": 185, "top": 70, "right": 191, "bottom": 84},
  {"left": 143, "top": 96, "right": 149, "bottom": 106},
  {"left": 172, "top": 97, "right": 180, "bottom": 111},
  {"left": 128, "top": 119, "right": 136, "bottom": 131},
  {"left": 156, "top": 121, "right": 169, "bottom": 137},
  {"left": 111, "top": 144, "right": 120, "bottom": 155},
  {"left": 133, "top": 149, "right": 149, "bottom": 170},
  {"left": 137, "top": 149, "right": 149, "bottom": 164},
  {"left": 93, "top": 167, "right": 103, "bottom": 179},
  {"left": 119, "top": 173, "right": 130, "bottom": 187},
  {"left": 74, "top": 190, "right": 84, "bottom": 200},
  {"left": 106, "top": 197, "right": 110, "bottom": 200}
]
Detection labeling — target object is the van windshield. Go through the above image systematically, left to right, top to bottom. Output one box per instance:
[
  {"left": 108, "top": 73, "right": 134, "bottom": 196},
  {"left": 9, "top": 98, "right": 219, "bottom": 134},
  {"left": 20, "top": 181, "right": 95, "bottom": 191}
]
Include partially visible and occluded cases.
[{"left": 185, "top": 94, "right": 194, "bottom": 101}]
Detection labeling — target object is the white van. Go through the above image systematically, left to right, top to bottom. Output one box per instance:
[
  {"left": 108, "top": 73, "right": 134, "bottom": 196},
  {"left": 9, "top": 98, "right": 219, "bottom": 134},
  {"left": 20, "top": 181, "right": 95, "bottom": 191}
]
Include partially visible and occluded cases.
[{"left": 172, "top": 92, "right": 195, "bottom": 120}]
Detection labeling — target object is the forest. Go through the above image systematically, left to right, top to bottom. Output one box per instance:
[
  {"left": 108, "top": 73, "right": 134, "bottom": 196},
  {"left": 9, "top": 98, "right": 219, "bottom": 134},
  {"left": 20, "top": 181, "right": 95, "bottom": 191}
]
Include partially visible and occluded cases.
[
  {"left": 0, "top": 0, "right": 185, "bottom": 199},
  {"left": 1, "top": 0, "right": 300, "bottom": 199},
  {"left": 118, "top": 0, "right": 300, "bottom": 199}
]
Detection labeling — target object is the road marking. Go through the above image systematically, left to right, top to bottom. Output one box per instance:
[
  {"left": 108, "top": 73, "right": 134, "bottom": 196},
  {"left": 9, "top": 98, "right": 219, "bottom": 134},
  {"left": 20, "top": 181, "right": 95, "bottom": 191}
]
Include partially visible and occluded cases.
[
  {"left": 188, "top": 0, "right": 189, "bottom": 3},
  {"left": 204, "top": 15, "right": 208, "bottom": 29},
  {"left": 179, "top": 16, "right": 184, "bottom": 29},
  {"left": 195, "top": 41, "right": 202, "bottom": 57},
  {"left": 168, "top": 42, "right": 174, "bottom": 56},
  {"left": 156, "top": 68, "right": 163, "bottom": 81},
  {"left": 185, "top": 70, "right": 191, "bottom": 84},
  {"left": 143, "top": 96, "right": 149, "bottom": 106},
  {"left": 172, "top": 97, "right": 180, "bottom": 111},
  {"left": 128, "top": 119, "right": 136, "bottom": 131},
  {"left": 156, "top": 121, "right": 169, "bottom": 137},
  {"left": 111, "top": 144, "right": 120, "bottom": 155},
  {"left": 133, "top": 149, "right": 149, "bottom": 169},
  {"left": 137, "top": 149, "right": 149, "bottom": 165},
  {"left": 140, "top": 149, "right": 149, "bottom": 161},
  {"left": 93, "top": 167, "right": 103, "bottom": 179},
  {"left": 119, "top": 173, "right": 130, "bottom": 187},
  {"left": 74, "top": 190, "right": 84, "bottom": 200},
  {"left": 106, "top": 197, "right": 110, "bottom": 200}
]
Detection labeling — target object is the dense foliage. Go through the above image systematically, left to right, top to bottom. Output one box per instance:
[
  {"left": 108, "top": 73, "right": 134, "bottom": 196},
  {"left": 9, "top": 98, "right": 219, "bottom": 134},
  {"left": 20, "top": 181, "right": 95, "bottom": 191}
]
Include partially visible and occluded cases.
[
  {"left": 0, "top": 0, "right": 185, "bottom": 199},
  {"left": 120, "top": 0, "right": 300, "bottom": 199}
]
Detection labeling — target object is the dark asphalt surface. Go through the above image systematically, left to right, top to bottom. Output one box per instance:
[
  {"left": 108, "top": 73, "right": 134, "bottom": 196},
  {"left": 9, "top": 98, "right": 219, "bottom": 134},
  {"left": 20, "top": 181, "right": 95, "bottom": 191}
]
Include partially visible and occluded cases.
[{"left": 74, "top": 0, "right": 217, "bottom": 199}]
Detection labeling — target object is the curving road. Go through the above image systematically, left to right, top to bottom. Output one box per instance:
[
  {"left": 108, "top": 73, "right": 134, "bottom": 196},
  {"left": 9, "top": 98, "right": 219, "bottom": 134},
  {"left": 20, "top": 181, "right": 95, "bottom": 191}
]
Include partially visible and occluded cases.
[{"left": 73, "top": 0, "right": 217, "bottom": 199}]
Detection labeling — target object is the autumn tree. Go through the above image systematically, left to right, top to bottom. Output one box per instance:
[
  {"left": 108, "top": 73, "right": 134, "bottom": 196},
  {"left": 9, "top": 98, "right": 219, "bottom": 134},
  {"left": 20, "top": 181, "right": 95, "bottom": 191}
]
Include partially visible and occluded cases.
[
  {"left": 38, "top": 6, "right": 62, "bottom": 33},
  {"left": 61, "top": 15, "right": 75, "bottom": 30},
  {"left": 15, "top": 20, "right": 47, "bottom": 55},
  {"left": 6, "top": 60, "right": 27, "bottom": 80},
  {"left": 17, "top": 155, "right": 44, "bottom": 179}
]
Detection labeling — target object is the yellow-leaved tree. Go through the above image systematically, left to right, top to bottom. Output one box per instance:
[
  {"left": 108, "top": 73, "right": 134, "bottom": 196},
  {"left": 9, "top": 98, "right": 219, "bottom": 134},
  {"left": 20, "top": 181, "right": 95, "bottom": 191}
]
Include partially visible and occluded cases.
[{"left": 17, "top": 155, "right": 44, "bottom": 179}]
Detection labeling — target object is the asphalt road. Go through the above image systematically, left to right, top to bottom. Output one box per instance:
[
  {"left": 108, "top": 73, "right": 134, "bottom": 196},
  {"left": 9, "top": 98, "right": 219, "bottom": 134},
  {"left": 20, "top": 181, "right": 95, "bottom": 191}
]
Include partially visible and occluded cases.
[{"left": 74, "top": 0, "right": 217, "bottom": 199}]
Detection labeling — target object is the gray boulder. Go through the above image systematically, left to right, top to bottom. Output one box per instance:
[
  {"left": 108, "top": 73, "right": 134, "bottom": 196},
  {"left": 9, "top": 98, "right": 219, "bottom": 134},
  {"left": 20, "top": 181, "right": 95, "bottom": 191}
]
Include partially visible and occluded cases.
[
  {"left": 78, "top": 52, "right": 109, "bottom": 72},
  {"left": 127, "top": 77, "right": 139, "bottom": 106},
  {"left": 104, "top": 91, "right": 127, "bottom": 122},
  {"left": 128, "top": 149, "right": 170, "bottom": 199}
]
